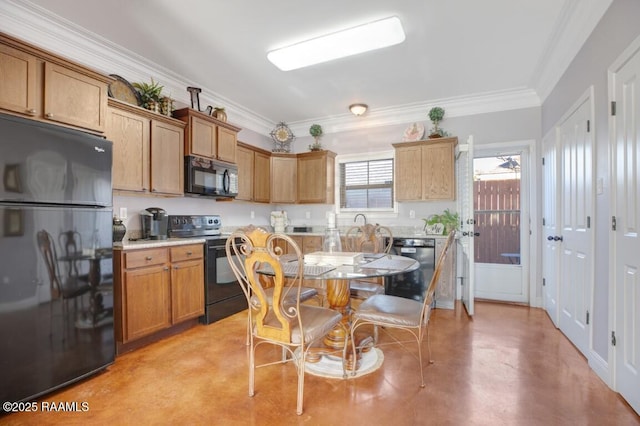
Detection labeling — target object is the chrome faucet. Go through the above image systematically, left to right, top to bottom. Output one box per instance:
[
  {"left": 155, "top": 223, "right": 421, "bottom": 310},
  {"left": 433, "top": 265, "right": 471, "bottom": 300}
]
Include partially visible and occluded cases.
[{"left": 354, "top": 213, "right": 367, "bottom": 225}]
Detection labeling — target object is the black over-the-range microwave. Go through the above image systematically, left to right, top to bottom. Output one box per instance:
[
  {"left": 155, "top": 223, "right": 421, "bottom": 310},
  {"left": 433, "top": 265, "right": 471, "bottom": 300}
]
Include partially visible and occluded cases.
[{"left": 184, "top": 155, "right": 239, "bottom": 198}]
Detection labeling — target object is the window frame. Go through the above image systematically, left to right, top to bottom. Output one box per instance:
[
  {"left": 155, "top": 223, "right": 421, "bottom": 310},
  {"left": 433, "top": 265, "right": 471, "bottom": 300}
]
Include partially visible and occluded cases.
[{"left": 335, "top": 151, "right": 398, "bottom": 220}]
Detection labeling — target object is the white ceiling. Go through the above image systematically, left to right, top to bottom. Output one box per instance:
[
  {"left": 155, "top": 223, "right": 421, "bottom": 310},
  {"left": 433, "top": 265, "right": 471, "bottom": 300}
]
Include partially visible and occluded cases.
[{"left": 3, "top": 0, "right": 612, "bottom": 135}]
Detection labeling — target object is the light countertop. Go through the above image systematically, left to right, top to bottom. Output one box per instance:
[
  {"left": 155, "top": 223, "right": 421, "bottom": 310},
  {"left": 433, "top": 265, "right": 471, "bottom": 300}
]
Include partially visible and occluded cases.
[{"left": 113, "top": 238, "right": 206, "bottom": 251}]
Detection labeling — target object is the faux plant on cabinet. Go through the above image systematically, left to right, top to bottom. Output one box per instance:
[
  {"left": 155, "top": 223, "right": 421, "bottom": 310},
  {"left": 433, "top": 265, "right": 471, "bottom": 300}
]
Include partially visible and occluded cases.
[{"left": 309, "top": 123, "right": 323, "bottom": 151}]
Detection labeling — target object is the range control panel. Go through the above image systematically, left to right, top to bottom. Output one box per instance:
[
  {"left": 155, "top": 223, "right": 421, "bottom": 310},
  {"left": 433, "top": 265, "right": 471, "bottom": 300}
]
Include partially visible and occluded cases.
[{"left": 167, "top": 215, "right": 221, "bottom": 238}]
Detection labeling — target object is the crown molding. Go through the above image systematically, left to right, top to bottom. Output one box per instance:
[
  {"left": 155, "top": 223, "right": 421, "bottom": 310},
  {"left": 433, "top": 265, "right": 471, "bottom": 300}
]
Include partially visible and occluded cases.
[
  {"left": 530, "top": 0, "right": 613, "bottom": 102},
  {"left": 288, "top": 88, "right": 541, "bottom": 136}
]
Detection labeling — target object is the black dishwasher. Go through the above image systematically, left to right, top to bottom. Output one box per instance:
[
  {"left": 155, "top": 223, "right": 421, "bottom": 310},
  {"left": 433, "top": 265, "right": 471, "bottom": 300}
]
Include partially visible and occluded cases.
[{"left": 385, "top": 238, "right": 436, "bottom": 302}]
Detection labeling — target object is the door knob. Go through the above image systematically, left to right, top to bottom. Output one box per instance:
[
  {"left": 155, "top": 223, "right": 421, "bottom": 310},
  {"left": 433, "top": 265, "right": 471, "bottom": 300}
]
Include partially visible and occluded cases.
[
  {"left": 547, "top": 236, "right": 554, "bottom": 241},
  {"left": 553, "top": 236, "right": 563, "bottom": 242}
]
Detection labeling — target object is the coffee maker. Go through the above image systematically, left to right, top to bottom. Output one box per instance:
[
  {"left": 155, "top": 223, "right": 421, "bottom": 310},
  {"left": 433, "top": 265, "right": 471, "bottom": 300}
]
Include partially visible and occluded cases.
[{"left": 140, "top": 207, "right": 168, "bottom": 240}]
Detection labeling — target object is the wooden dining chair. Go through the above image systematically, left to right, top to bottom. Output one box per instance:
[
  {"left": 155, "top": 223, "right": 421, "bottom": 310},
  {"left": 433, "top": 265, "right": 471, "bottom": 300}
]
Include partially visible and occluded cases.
[
  {"left": 344, "top": 223, "right": 393, "bottom": 300},
  {"left": 226, "top": 227, "right": 344, "bottom": 415},
  {"left": 349, "top": 230, "right": 455, "bottom": 387}
]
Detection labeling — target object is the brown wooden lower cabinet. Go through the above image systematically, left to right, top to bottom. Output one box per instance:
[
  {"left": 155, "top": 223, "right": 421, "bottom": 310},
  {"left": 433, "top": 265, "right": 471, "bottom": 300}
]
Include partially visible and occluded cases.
[{"left": 114, "top": 244, "right": 204, "bottom": 353}]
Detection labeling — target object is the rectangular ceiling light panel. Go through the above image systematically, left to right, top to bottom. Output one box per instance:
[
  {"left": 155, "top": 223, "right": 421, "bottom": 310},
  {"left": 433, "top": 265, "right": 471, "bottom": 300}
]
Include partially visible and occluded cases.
[{"left": 267, "top": 16, "right": 405, "bottom": 71}]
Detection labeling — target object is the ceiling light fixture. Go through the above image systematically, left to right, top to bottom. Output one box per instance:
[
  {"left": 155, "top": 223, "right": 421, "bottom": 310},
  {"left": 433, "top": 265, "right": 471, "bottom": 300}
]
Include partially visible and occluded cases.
[
  {"left": 267, "top": 16, "right": 405, "bottom": 71},
  {"left": 349, "top": 104, "right": 368, "bottom": 116}
]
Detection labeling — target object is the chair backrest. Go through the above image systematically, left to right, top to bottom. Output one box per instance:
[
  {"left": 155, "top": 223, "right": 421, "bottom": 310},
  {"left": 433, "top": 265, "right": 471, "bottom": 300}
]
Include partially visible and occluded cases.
[
  {"left": 344, "top": 224, "right": 393, "bottom": 253},
  {"left": 226, "top": 227, "right": 304, "bottom": 344},
  {"left": 36, "top": 230, "right": 61, "bottom": 299},
  {"left": 58, "top": 230, "right": 82, "bottom": 277},
  {"left": 420, "top": 230, "right": 456, "bottom": 323}
]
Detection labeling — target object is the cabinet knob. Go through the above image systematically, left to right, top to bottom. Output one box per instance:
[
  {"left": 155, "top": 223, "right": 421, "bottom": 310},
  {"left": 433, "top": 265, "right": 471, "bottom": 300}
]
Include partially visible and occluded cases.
[
  {"left": 26, "top": 108, "right": 37, "bottom": 115},
  {"left": 45, "top": 113, "right": 53, "bottom": 118},
  {"left": 151, "top": 188, "right": 156, "bottom": 192},
  {"left": 186, "top": 251, "right": 193, "bottom": 256},
  {"left": 145, "top": 256, "right": 153, "bottom": 261},
  {"left": 173, "top": 265, "right": 179, "bottom": 270},
  {"left": 163, "top": 266, "right": 169, "bottom": 271}
]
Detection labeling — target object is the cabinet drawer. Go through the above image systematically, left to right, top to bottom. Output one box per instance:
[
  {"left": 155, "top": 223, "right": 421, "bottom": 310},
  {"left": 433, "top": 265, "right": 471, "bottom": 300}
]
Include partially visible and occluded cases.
[
  {"left": 170, "top": 244, "right": 203, "bottom": 262},
  {"left": 124, "top": 248, "right": 168, "bottom": 269}
]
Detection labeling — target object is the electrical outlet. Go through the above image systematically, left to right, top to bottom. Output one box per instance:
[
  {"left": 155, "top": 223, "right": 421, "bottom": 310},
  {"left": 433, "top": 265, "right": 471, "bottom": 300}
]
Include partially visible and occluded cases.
[
  {"left": 119, "top": 207, "right": 127, "bottom": 219},
  {"left": 409, "top": 210, "right": 415, "bottom": 219},
  {"left": 250, "top": 211, "right": 255, "bottom": 219},
  {"left": 305, "top": 211, "right": 311, "bottom": 219}
]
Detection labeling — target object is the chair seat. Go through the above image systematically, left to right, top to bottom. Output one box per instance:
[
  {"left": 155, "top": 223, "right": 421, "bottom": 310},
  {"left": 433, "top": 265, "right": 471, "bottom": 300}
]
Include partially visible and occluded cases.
[
  {"left": 349, "top": 279, "right": 384, "bottom": 299},
  {"left": 250, "top": 286, "right": 318, "bottom": 309},
  {"left": 354, "top": 294, "right": 423, "bottom": 327},
  {"left": 258, "top": 304, "right": 342, "bottom": 345}
]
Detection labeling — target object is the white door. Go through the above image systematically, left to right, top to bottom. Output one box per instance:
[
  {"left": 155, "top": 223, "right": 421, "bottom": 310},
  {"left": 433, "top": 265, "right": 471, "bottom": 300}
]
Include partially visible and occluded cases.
[
  {"left": 610, "top": 39, "right": 640, "bottom": 415},
  {"left": 557, "top": 88, "right": 594, "bottom": 357},
  {"left": 542, "top": 130, "right": 560, "bottom": 327},
  {"left": 457, "top": 135, "right": 475, "bottom": 316},
  {"left": 472, "top": 148, "right": 529, "bottom": 303}
]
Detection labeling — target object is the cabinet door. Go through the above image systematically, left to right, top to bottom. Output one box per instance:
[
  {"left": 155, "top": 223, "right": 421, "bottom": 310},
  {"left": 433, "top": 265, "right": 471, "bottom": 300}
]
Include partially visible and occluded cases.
[
  {"left": 0, "top": 44, "right": 38, "bottom": 116},
  {"left": 43, "top": 62, "right": 107, "bottom": 132},
  {"left": 107, "top": 106, "right": 150, "bottom": 192},
  {"left": 190, "top": 116, "right": 216, "bottom": 158},
  {"left": 150, "top": 120, "right": 184, "bottom": 195},
  {"left": 217, "top": 126, "right": 237, "bottom": 163},
  {"left": 422, "top": 142, "right": 455, "bottom": 200},
  {"left": 235, "top": 144, "right": 254, "bottom": 201},
  {"left": 395, "top": 145, "right": 423, "bottom": 201},
  {"left": 253, "top": 151, "right": 271, "bottom": 203},
  {"left": 298, "top": 154, "right": 327, "bottom": 203},
  {"left": 271, "top": 156, "right": 297, "bottom": 203},
  {"left": 302, "top": 236, "right": 322, "bottom": 253},
  {"left": 171, "top": 258, "right": 205, "bottom": 323},
  {"left": 122, "top": 265, "right": 171, "bottom": 342}
]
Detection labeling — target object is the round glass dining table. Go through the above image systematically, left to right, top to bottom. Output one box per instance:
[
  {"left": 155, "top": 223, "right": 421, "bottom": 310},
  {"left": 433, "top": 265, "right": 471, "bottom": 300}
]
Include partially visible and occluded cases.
[{"left": 265, "top": 253, "right": 420, "bottom": 378}]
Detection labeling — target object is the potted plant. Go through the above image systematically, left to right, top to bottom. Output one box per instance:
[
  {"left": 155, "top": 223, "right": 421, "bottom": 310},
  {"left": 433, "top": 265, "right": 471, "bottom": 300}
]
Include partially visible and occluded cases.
[
  {"left": 132, "top": 78, "right": 164, "bottom": 112},
  {"left": 428, "top": 106, "right": 449, "bottom": 138},
  {"left": 308, "top": 123, "right": 323, "bottom": 151},
  {"left": 423, "top": 208, "right": 460, "bottom": 235}
]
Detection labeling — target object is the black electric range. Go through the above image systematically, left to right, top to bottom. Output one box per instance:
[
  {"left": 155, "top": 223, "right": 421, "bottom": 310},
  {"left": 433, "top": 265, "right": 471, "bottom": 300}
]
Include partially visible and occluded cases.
[{"left": 168, "top": 215, "right": 245, "bottom": 324}]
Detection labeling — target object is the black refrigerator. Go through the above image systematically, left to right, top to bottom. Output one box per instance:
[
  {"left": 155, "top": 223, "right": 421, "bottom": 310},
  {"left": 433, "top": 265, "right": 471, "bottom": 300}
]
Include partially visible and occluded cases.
[{"left": 0, "top": 113, "right": 115, "bottom": 409}]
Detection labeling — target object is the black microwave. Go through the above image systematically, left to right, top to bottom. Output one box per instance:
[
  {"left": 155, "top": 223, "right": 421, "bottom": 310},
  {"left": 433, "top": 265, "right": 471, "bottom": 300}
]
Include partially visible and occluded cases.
[{"left": 185, "top": 156, "right": 238, "bottom": 198}]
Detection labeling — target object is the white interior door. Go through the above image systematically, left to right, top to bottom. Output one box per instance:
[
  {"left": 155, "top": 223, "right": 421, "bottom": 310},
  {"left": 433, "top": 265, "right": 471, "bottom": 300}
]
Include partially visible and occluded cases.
[
  {"left": 611, "top": 39, "right": 640, "bottom": 415},
  {"left": 557, "top": 88, "right": 594, "bottom": 357},
  {"left": 542, "top": 130, "right": 560, "bottom": 327},
  {"left": 457, "top": 135, "right": 475, "bottom": 316}
]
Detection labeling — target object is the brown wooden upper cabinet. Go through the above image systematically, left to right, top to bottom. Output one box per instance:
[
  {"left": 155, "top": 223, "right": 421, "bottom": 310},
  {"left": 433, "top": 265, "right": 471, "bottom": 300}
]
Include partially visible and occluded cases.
[
  {"left": 0, "top": 33, "right": 110, "bottom": 133},
  {"left": 106, "top": 99, "right": 185, "bottom": 196},
  {"left": 173, "top": 108, "right": 240, "bottom": 164},
  {"left": 393, "top": 137, "right": 458, "bottom": 201},
  {"left": 236, "top": 141, "right": 270, "bottom": 202},
  {"left": 297, "top": 150, "right": 336, "bottom": 204},
  {"left": 270, "top": 153, "right": 297, "bottom": 204}
]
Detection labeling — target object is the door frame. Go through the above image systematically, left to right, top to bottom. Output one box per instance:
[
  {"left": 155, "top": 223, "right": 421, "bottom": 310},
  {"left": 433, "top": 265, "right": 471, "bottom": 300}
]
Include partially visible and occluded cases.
[{"left": 471, "top": 140, "right": 538, "bottom": 306}]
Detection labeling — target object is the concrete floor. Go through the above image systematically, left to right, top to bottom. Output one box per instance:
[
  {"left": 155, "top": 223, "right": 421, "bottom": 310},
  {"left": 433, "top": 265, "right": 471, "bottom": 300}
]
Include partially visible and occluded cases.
[{"left": 3, "top": 301, "right": 639, "bottom": 425}]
